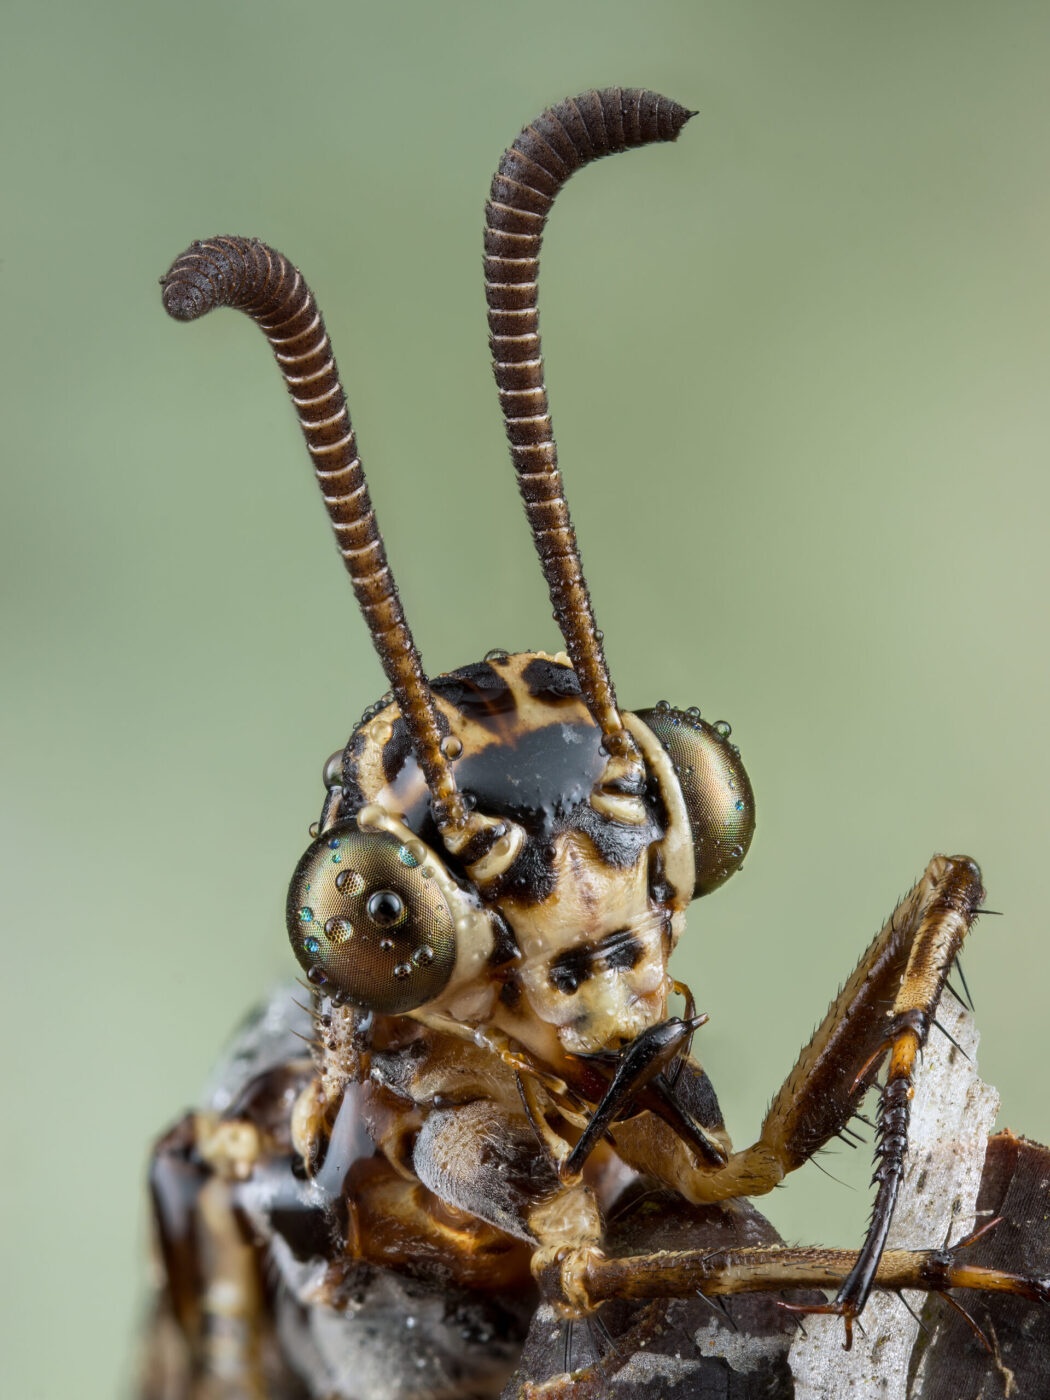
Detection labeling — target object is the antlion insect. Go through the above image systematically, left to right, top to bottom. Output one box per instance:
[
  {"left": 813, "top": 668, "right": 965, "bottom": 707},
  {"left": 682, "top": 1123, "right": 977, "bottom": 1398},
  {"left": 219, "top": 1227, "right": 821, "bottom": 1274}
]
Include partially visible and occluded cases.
[{"left": 145, "top": 89, "right": 1048, "bottom": 1399}]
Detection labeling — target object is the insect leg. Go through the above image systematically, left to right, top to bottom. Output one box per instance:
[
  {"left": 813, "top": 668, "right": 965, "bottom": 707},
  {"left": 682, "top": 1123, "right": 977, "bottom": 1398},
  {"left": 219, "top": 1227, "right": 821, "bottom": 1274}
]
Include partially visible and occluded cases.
[
  {"left": 609, "top": 856, "right": 988, "bottom": 1343},
  {"left": 141, "top": 1115, "right": 289, "bottom": 1400},
  {"left": 536, "top": 1240, "right": 1050, "bottom": 1316}
]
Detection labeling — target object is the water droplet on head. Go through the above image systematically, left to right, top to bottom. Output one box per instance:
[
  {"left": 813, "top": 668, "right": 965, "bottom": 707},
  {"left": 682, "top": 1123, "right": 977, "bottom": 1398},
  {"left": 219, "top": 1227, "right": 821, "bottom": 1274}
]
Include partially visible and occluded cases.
[
  {"left": 484, "top": 648, "right": 509, "bottom": 664},
  {"left": 440, "top": 734, "right": 463, "bottom": 760},
  {"left": 308, "top": 822, "right": 319, "bottom": 838},
  {"left": 397, "top": 845, "right": 420, "bottom": 868},
  {"left": 299, "top": 906, "right": 314, "bottom": 923},
  {"left": 306, "top": 965, "right": 327, "bottom": 985}
]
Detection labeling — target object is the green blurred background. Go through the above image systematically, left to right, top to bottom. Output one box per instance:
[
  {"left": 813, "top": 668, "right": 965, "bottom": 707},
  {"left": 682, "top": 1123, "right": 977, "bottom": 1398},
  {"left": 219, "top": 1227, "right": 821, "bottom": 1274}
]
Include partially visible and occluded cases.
[{"left": 5, "top": 2, "right": 1050, "bottom": 1394}]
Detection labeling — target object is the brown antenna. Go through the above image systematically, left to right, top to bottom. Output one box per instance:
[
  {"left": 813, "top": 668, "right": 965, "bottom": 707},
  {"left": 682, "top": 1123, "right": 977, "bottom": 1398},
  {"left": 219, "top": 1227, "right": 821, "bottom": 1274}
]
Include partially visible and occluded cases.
[
  {"left": 485, "top": 89, "right": 694, "bottom": 759},
  {"left": 161, "top": 237, "right": 468, "bottom": 834}
]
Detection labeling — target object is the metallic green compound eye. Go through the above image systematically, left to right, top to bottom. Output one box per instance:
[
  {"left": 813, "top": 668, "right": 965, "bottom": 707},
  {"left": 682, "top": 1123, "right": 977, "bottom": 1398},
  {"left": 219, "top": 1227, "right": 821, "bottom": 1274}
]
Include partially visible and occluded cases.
[
  {"left": 636, "top": 704, "right": 756, "bottom": 898},
  {"left": 286, "top": 824, "right": 456, "bottom": 1014}
]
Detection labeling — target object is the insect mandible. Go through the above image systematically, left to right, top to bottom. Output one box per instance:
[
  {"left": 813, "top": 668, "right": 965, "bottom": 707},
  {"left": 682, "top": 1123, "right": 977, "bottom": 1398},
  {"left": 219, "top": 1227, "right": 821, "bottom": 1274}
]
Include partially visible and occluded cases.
[{"left": 143, "top": 88, "right": 1050, "bottom": 1400}]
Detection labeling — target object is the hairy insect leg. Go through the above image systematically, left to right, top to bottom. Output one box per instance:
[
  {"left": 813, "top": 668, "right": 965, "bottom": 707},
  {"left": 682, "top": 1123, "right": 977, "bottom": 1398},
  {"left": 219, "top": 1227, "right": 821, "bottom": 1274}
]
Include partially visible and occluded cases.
[
  {"left": 613, "top": 856, "right": 987, "bottom": 1342},
  {"left": 535, "top": 1239, "right": 1050, "bottom": 1318}
]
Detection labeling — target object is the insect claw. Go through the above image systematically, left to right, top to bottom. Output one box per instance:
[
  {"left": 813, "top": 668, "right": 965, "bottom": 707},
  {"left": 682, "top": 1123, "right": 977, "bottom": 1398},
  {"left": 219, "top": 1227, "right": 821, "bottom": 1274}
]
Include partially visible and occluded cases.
[{"left": 777, "top": 1298, "right": 859, "bottom": 1349}]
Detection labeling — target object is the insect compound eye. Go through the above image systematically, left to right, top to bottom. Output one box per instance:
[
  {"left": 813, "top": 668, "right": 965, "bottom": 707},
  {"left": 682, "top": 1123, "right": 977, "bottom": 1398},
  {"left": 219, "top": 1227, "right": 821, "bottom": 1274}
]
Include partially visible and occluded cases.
[
  {"left": 636, "top": 704, "right": 756, "bottom": 899},
  {"left": 287, "top": 824, "right": 456, "bottom": 1014}
]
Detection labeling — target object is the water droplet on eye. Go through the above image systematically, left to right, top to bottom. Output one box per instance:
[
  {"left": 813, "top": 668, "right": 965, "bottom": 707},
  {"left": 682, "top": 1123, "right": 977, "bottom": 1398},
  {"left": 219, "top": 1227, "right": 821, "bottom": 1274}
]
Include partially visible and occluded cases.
[
  {"left": 484, "top": 648, "right": 509, "bottom": 663},
  {"left": 656, "top": 699, "right": 670, "bottom": 712},
  {"left": 685, "top": 706, "right": 701, "bottom": 720},
  {"left": 714, "top": 720, "right": 732, "bottom": 739},
  {"left": 440, "top": 734, "right": 463, "bottom": 760},
  {"left": 727, "top": 778, "right": 736, "bottom": 790},
  {"left": 735, "top": 800, "right": 745, "bottom": 811},
  {"left": 328, "top": 836, "right": 341, "bottom": 849},
  {"left": 729, "top": 844, "right": 744, "bottom": 860},
  {"left": 398, "top": 845, "right": 420, "bottom": 867},
  {"left": 421, "top": 865, "right": 434, "bottom": 880},
  {"left": 336, "top": 869, "right": 365, "bottom": 894},
  {"left": 368, "top": 890, "right": 405, "bottom": 926},
  {"left": 299, "top": 907, "right": 314, "bottom": 923},
  {"left": 325, "top": 917, "right": 352, "bottom": 942},
  {"left": 304, "top": 936, "right": 321, "bottom": 955},
  {"left": 380, "top": 937, "right": 395, "bottom": 951},
  {"left": 413, "top": 946, "right": 434, "bottom": 967},
  {"left": 393, "top": 962, "right": 412, "bottom": 980},
  {"left": 306, "top": 965, "right": 327, "bottom": 985}
]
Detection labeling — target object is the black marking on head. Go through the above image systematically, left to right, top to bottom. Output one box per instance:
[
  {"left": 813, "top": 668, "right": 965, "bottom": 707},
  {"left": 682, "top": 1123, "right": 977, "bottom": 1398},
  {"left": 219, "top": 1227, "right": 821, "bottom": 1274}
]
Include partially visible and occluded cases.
[
  {"left": 521, "top": 657, "right": 582, "bottom": 701},
  {"left": 431, "top": 661, "right": 514, "bottom": 718},
  {"left": 380, "top": 714, "right": 415, "bottom": 786},
  {"left": 337, "top": 738, "right": 368, "bottom": 816},
  {"left": 572, "top": 800, "right": 655, "bottom": 871},
  {"left": 455, "top": 819, "right": 509, "bottom": 868},
  {"left": 492, "top": 835, "right": 559, "bottom": 904},
  {"left": 647, "top": 846, "right": 674, "bottom": 906},
  {"left": 487, "top": 908, "right": 520, "bottom": 967},
  {"left": 596, "top": 928, "right": 643, "bottom": 972},
  {"left": 549, "top": 945, "right": 594, "bottom": 995},
  {"left": 498, "top": 976, "right": 523, "bottom": 1010}
]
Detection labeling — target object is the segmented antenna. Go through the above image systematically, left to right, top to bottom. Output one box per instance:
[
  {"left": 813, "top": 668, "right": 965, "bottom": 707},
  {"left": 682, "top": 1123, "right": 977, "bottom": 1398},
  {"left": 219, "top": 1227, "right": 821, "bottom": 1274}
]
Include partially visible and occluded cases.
[
  {"left": 486, "top": 89, "right": 694, "bottom": 758},
  {"left": 160, "top": 237, "right": 467, "bottom": 833}
]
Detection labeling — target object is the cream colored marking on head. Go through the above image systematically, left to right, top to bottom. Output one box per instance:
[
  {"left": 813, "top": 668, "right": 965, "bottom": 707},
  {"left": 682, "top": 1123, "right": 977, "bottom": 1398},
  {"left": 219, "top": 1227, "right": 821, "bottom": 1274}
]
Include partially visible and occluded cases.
[
  {"left": 624, "top": 710, "right": 695, "bottom": 919},
  {"left": 590, "top": 750, "right": 647, "bottom": 826},
  {"left": 356, "top": 803, "right": 495, "bottom": 996},
  {"left": 463, "top": 822, "right": 525, "bottom": 884}
]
